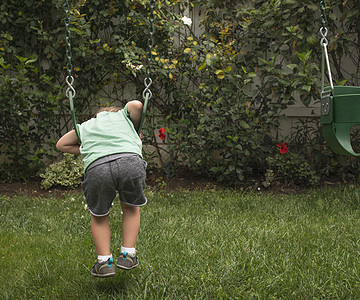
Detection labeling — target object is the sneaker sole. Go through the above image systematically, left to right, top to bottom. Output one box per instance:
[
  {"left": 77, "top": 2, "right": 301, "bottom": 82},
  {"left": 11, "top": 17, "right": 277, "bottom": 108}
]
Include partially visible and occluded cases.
[
  {"left": 116, "top": 262, "right": 139, "bottom": 270},
  {"left": 91, "top": 271, "right": 115, "bottom": 278}
]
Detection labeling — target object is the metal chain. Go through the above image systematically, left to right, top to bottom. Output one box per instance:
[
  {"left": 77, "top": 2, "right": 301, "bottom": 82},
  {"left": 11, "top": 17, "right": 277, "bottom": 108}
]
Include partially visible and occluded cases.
[
  {"left": 62, "top": 0, "right": 154, "bottom": 136},
  {"left": 63, "top": 0, "right": 81, "bottom": 141},
  {"left": 64, "top": 0, "right": 76, "bottom": 99},
  {"left": 143, "top": 0, "right": 155, "bottom": 101},
  {"left": 319, "top": 0, "right": 334, "bottom": 93},
  {"left": 319, "top": 0, "right": 328, "bottom": 47},
  {"left": 320, "top": 0, "right": 327, "bottom": 30}
]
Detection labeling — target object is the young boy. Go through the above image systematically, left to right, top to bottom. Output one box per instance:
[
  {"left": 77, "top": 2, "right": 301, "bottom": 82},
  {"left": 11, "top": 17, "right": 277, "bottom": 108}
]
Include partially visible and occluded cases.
[{"left": 56, "top": 100, "right": 147, "bottom": 278}]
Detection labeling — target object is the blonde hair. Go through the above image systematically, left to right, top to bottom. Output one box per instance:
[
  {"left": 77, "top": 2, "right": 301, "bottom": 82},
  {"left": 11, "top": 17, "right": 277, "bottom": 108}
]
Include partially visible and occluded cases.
[{"left": 94, "top": 106, "right": 121, "bottom": 117}]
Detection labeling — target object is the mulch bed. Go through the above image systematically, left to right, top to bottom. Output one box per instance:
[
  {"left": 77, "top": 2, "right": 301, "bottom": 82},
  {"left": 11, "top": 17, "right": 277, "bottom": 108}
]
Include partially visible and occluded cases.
[{"left": 0, "top": 169, "right": 341, "bottom": 198}]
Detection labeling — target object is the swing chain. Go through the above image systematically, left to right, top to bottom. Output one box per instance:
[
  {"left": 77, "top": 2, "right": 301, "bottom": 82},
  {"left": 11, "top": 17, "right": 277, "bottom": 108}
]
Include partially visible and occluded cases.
[
  {"left": 64, "top": 0, "right": 76, "bottom": 99},
  {"left": 143, "top": 0, "right": 156, "bottom": 101},
  {"left": 319, "top": 0, "right": 328, "bottom": 46},
  {"left": 319, "top": 0, "right": 334, "bottom": 93},
  {"left": 320, "top": 0, "right": 327, "bottom": 31}
]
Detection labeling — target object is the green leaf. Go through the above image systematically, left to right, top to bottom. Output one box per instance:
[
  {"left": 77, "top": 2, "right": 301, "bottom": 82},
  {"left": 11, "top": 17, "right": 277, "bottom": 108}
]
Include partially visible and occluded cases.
[
  {"left": 283, "top": 0, "right": 297, "bottom": 5},
  {"left": 296, "top": 50, "right": 312, "bottom": 63},
  {"left": 304, "top": 50, "right": 312, "bottom": 61},
  {"left": 296, "top": 52, "right": 305, "bottom": 62},
  {"left": 25, "top": 55, "right": 38, "bottom": 65},
  {"left": 15, "top": 56, "right": 27, "bottom": 63},
  {"left": 258, "top": 57, "right": 269, "bottom": 65},
  {"left": 0, "top": 58, "right": 11, "bottom": 69},
  {"left": 198, "top": 63, "right": 206, "bottom": 71},
  {"left": 287, "top": 64, "right": 298, "bottom": 70},
  {"left": 215, "top": 69, "right": 225, "bottom": 79},
  {"left": 302, "top": 85, "right": 311, "bottom": 92},
  {"left": 240, "top": 120, "right": 250, "bottom": 129}
]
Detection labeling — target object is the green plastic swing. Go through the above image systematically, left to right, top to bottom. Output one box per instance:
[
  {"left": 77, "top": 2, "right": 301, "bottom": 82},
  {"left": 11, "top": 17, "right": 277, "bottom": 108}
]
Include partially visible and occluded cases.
[{"left": 319, "top": 0, "right": 360, "bottom": 156}]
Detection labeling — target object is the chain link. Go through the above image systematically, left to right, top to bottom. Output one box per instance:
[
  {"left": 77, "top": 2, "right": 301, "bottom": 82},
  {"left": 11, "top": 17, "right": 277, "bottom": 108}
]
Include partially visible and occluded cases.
[
  {"left": 64, "top": 0, "right": 73, "bottom": 77},
  {"left": 320, "top": 0, "right": 327, "bottom": 30},
  {"left": 65, "top": 75, "right": 76, "bottom": 99}
]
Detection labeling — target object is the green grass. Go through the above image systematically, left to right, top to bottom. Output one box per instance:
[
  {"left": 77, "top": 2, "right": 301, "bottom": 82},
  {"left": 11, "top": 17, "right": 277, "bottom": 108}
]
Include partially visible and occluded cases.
[{"left": 1, "top": 186, "right": 360, "bottom": 299}]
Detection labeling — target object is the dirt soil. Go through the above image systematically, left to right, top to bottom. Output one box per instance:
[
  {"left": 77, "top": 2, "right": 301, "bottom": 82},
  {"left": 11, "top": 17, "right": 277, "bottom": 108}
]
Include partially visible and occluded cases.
[
  {"left": 0, "top": 169, "right": 339, "bottom": 198},
  {"left": 0, "top": 169, "right": 214, "bottom": 198}
]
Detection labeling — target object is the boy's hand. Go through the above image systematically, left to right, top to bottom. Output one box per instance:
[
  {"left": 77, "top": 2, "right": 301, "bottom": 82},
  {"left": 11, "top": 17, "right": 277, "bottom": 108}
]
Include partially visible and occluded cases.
[
  {"left": 127, "top": 100, "right": 143, "bottom": 132},
  {"left": 56, "top": 129, "right": 81, "bottom": 155}
]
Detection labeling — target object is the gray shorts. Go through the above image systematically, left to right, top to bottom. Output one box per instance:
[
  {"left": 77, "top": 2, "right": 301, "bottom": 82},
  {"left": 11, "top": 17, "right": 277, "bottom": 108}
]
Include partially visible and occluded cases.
[{"left": 82, "top": 153, "right": 147, "bottom": 216}]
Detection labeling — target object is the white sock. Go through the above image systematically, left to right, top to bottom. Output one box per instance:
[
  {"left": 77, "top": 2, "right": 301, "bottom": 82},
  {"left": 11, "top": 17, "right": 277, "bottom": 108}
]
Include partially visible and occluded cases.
[
  {"left": 121, "top": 246, "right": 136, "bottom": 255},
  {"left": 98, "top": 254, "right": 112, "bottom": 263}
]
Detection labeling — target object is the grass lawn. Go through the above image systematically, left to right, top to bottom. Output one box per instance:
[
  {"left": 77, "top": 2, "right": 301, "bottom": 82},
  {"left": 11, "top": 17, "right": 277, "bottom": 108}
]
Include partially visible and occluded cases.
[{"left": 1, "top": 186, "right": 360, "bottom": 299}]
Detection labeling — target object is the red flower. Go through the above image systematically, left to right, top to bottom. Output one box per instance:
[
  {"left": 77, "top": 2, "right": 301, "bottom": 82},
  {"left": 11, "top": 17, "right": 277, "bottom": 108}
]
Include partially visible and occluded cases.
[
  {"left": 158, "top": 128, "right": 166, "bottom": 141},
  {"left": 277, "top": 142, "right": 288, "bottom": 154}
]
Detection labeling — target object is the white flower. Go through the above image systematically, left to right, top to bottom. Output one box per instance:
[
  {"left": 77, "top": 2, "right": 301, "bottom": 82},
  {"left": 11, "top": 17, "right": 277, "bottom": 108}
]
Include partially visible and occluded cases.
[
  {"left": 181, "top": 16, "right": 192, "bottom": 26},
  {"left": 126, "top": 62, "right": 143, "bottom": 72}
]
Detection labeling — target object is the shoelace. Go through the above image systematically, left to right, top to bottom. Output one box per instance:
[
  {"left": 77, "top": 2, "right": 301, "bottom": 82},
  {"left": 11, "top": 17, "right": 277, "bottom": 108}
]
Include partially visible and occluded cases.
[
  {"left": 122, "top": 252, "right": 127, "bottom": 261},
  {"left": 92, "top": 257, "right": 113, "bottom": 269},
  {"left": 108, "top": 257, "right": 113, "bottom": 267}
]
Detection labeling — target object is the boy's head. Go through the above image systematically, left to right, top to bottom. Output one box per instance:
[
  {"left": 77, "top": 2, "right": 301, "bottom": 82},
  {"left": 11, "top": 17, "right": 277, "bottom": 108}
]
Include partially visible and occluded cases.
[{"left": 94, "top": 106, "right": 121, "bottom": 117}]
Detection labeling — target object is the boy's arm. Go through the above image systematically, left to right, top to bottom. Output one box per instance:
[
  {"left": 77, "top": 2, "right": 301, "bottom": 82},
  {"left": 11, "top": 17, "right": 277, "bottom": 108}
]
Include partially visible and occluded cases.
[
  {"left": 126, "top": 100, "right": 143, "bottom": 132},
  {"left": 56, "top": 129, "right": 81, "bottom": 155}
]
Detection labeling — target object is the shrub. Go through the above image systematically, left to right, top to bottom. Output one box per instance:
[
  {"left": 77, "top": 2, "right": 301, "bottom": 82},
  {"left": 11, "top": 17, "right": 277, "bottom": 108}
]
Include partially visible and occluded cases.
[
  {"left": 143, "top": 0, "right": 318, "bottom": 184},
  {"left": 0, "top": 54, "right": 64, "bottom": 181},
  {"left": 289, "top": 118, "right": 360, "bottom": 183},
  {"left": 264, "top": 152, "right": 320, "bottom": 188},
  {"left": 40, "top": 154, "right": 83, "bottom": 189}
]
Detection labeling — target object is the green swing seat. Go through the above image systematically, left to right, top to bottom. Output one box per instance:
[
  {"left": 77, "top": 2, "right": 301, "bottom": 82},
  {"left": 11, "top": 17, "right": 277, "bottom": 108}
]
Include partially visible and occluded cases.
[
  {"left": 319, "top": 1, "right": 360, "bottom": 157},
  {"left": 321, "top": 86, "right": 360, "bottom": 156}
]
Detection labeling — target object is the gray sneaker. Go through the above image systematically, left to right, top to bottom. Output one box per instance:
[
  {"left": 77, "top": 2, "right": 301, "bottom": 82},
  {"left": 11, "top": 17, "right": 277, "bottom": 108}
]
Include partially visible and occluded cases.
[
  {"left": 116, "top": 251, "right": 139, "bottom": 270},
  {"left": 91, "top": 257, "right": 115, "bottom": 277}
]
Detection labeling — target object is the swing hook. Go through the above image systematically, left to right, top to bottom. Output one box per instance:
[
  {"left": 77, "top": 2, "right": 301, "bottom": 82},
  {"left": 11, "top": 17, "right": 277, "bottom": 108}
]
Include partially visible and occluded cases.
[
  {"left": 319, "top": 27, "right": 328, "bottom": 46},
  {"left": 65, "top": 75, "right": 76, "bottom": 99},
  {"left": 142, "top": 77, "right": 153, "bottom": 100}
]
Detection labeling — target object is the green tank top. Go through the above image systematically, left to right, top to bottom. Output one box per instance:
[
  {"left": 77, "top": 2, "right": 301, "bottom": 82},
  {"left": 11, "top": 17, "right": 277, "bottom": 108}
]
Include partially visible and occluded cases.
[{"left": 78, "top": 104, "right": 142, "bottom": 172}]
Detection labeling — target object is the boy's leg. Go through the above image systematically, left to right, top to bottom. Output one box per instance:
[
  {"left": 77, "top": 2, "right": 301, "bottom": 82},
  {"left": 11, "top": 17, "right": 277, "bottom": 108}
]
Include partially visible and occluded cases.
[
  {"left": 120, "top": 202, "right": 140, "bottom": 248},
  {"left": 116, "top": 203, "right": 140, "bottom": 270},
  {"left": 90, "top": 213, "right": 115, "bottom": 277},
  {"left": 91, "top": 214, "right": 111, "bottom": 255}
]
